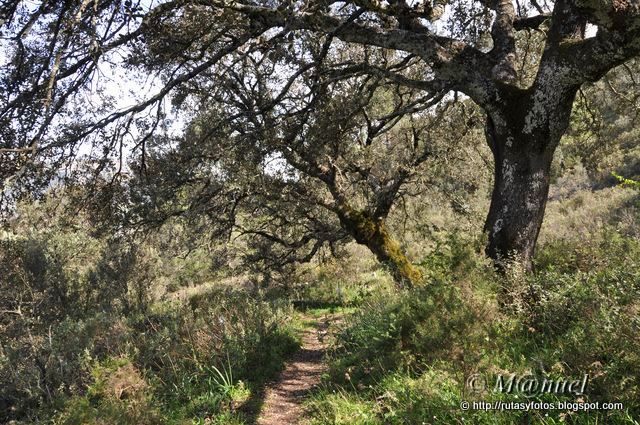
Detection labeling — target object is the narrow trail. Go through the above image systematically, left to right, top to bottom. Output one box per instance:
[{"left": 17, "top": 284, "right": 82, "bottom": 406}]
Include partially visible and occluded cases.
[{"left": 256, "top": 315, "right": 336, "bottom": 425}]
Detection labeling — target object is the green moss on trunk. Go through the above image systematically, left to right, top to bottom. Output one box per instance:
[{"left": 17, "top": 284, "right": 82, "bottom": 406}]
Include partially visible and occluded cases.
[{"left": 337, "top": 206, "right": 423, "bottom": 288}]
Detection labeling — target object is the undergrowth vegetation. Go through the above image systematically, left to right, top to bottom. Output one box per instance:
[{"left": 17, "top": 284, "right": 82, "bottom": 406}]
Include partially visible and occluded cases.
[
  {"left": 2, "top": 138, "right": 639, "bottom": 424},
  {"left": 2, "top": 181, "right": 639, "bottom": 424},
  {"left": 0, "top": 211, "right": 299, "bottom": 424},
  {"left": 306, "top": 225, "right": 640, "bottom": 424},
  {"left": 2, "top": 285, "right": 298, "bottom": 424},
  {"left": 57, "top": 292, "right": 298, "bottom": 424}
]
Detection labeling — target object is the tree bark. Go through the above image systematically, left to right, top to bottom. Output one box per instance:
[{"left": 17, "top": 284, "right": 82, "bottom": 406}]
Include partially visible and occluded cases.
[
  {"left": 482, "top": 85, "right": 578, "bottom": 272},
  {"left": 483, "top": 119, "right": 553, "bottom": 272},
  {"left": 336, "top": 206, "right": 422, "bottom": 287}
]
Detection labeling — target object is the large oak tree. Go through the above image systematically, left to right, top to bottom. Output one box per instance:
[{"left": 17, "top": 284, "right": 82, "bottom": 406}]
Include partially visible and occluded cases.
[{"left": 2, "top": 0, "right": 640, "bottom": 271}]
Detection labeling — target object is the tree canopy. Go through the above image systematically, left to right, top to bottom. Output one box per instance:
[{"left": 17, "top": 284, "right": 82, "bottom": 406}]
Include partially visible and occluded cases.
[{"left": 2, "top": 0, "right": 640, "bottom": 271}]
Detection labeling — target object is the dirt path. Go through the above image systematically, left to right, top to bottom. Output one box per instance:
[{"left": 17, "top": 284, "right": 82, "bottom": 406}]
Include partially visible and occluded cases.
[{"left": 256, "top": 315, "right": 335, "bottom": 425}]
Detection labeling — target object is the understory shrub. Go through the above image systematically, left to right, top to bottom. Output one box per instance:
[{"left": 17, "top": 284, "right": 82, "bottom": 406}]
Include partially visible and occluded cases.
[
  {"left": 308, "top": 229, "right": 640, "bottom": 424},
  {"left": 1, "top": 286, "right": 298, "bottom": 424}
]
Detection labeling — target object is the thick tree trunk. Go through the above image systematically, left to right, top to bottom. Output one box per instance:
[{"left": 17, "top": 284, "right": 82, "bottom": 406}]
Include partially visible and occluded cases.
[
  {"left": 482, "top": 85, "right": 578, "bottom": 272},
  {"left": 483, "top": 119, "right": 554, "bottom": 272},
  {"left": 337, "top": 206, "right": 422, "bottom": 287}
]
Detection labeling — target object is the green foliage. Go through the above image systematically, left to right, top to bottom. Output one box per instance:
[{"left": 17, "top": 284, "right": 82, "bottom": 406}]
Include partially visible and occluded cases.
[
  {"left": 563, "top": 60, "right": 640, "bottom": 183},
  {"left": 3, "top": 71, "right": 640, "bottom": 424},
  {"left": 613, "top": 172, "right": 640, "bottom": 190},
  {"left": 0, "top": 190, "right": 306, "bottom": 424},
  {"left": 308, "top": 229, "right": 640, "bottom": 424},
  {"left": 289, "top": 254, "right": 396, "bottom": 308},
  {"left": 0, "top": 285, "right": 298, "bottom": 423},
  {"left": 31, "top": 290, "right": 299, "bottom": 425},
  {"left": 56, "top": 358, "right": 163, "bottom": 425},
  {"left": 308, "top": 388, "right": 379, "bottom": 425}
]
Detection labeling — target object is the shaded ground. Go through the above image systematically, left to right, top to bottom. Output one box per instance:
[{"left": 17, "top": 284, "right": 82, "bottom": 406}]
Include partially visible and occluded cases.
[{"left": 256, "top": 314, "right": 337, "bottom": 425}]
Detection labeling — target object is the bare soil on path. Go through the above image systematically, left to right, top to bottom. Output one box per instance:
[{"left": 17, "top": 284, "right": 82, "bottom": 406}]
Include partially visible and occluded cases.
[{"left": 256, "top": 315, "right": 337, "bottom": 425}]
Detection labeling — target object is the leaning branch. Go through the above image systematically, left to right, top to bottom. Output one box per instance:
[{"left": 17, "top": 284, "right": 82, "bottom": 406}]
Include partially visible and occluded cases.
[
  {"left": 210, "top": 1, "right": 498, "bottom": 111},
  {"left": 212, "top": 2, "right": 461, "bottom": 69},
  {"left": 513, "top": 13, "right": 551, "bottom": 31}
]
